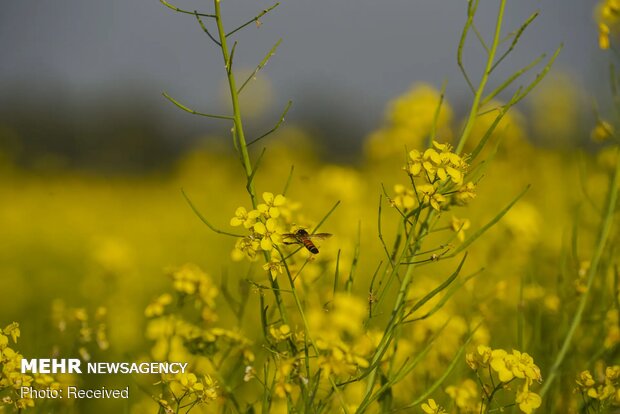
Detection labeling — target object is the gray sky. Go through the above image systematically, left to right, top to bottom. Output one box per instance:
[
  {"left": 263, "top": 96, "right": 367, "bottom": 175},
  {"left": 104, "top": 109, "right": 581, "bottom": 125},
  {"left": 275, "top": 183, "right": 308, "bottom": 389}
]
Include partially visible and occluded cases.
[{"left": 0, "top": 0, "right": 603, "bottom": 143}]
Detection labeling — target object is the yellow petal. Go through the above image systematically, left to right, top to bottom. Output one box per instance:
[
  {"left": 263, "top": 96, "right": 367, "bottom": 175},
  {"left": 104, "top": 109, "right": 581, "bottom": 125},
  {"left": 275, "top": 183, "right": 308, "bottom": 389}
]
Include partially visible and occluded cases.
[
  {"left": 262, "top": 192, "right": 274, "bottom": 204},
  {"left": 273, "top": 194, "right": 286, "bottom": 206},
  {"left": 234, "top": 206, "right": 247, "bottom": 217},
  {"left": 253, "top": 222, "right": 267, "bottom": 234},
  {"left": 260, "top": 238, "right": 272, "bottom": 251}
]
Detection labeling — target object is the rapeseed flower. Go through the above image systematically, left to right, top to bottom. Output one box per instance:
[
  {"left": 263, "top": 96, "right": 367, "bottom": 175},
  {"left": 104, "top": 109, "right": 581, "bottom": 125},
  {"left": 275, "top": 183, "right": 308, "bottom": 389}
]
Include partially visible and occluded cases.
[
  {"left": 596, "top": 0, "right": 620, "bottom": 49},
  {"left": 257, "top": 192, "right": 286, "bottom": 218},
  {"left": 230, "top": 206, "right": 261, "bottom": 228},
  {"left": 253, "top": 218, "right": 283, "bottom": 251},
  {"left": 145, "top": 293, "right": 173, "bottom": 317},
  {"left": 445, "top": 379, "right": 482, "bottom": 413},
  {"left": 515, "top": 385, "right": 542, "bottom": 414},
  {"left": 421, "top": 398, "right": 446, "bottom": 414}
]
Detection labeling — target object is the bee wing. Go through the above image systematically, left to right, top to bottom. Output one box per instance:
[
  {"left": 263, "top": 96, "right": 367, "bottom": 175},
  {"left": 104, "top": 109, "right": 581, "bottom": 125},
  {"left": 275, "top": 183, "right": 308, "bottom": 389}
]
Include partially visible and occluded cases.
[
  {"left": 282, "top": 233, "right": 298, "bottom": 239},
  {"left": 309, "top": 233, "right": 332, "bottom": 240}
]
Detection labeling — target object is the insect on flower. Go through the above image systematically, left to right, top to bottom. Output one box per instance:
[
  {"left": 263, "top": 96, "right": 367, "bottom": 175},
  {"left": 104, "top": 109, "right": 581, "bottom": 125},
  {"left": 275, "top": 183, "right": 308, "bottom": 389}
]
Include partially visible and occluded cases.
[{"left": 282, "top": 229, "right": 332, "bottom": 254}]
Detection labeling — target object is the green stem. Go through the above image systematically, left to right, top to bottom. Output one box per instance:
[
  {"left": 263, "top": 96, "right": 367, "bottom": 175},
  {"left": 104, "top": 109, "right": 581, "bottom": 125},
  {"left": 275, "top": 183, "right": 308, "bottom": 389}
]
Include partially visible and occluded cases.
[
  {"left": 213, "top": 0, "right": 257, "bottom": 207},
  {"left": 213, "top": 0, "right": 289, "bottom": 327},
  {"left": 456, "top": 0, "right": 507, "bottom": 154}
]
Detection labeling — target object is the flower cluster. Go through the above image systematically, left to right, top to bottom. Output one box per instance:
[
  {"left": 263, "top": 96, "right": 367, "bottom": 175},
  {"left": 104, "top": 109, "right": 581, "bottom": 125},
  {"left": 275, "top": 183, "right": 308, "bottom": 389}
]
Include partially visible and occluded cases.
[
  {"left": 596, "top": 0, "right": 620, "bottom": 49},
  {"left": 393, "top": 140, "right": 476, "bottom": 213},
  {"left": 230, "top": 192, "right": 297, "bottom": 265},
  {"left": 165, "top": 263, "right": 219, "bottom": 322},
  {"left": 145, "top": 264, "right": 253, "bottom": 412},
  {"left": 1, "top": 323, "right": 62, "bottom": 411},
  {"left": 1, "top": 323, "right": 32, "bottom": 410},
  {"left": 466, "top": 345, "right": 542, "bottom": 414},
  {"left": 576, "top": 365, "right": 620, "bottom": 406},
  {"left": 160, "top": 372, "right": 218, "bottom": 404},
  {"left": 445, "top": 379, "right": 482, "bottom": 413}
]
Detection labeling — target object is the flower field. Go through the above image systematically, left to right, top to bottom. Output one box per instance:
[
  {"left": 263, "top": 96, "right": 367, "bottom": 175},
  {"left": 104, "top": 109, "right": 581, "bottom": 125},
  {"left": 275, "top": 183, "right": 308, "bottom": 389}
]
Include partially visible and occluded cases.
[{"left": 2, "top": 0, "right": 620, "bottom": 413}]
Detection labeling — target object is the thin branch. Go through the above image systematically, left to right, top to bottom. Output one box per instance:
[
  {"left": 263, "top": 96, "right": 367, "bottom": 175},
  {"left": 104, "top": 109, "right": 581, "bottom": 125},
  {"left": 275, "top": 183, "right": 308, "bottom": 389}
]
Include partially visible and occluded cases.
[
  {"left": 160, "top": 0, "right": 216, "bottom": 18},
  {"left": 456, "top": 0, "right": 507, "bottom": 153},
  {"left": 457, "top": 0, "right": 480, "bottom": 95},
  {"left": 226, "top": 3, "right": 280, "bottom": 37},
  {"left": 490, "top": 11, "right": 539, "bottom": 72},
  {"left": 194, "top": 12, "right": 221, "bottom": 46},
  {"left": 471, "top": 22, "right": 490, "bottom": 53},
  {"left": 238, "top": 39, "right": 283, "bottom": 94},
  {"left": 228, "top": 41, "right": 238, "bottom": 74},
  {"left": 513, "top": 44, "right": 563, "bottom": 102},
  {"left": 481, "top": 52, "right": 545, "bottom": 106},
  {"left": 428, "top": 80, "right": 448, "bottom": 147},
  {"left": 162, "top": 92, "right": 233, "bottom": 120},
  {"left": 248, "top": 100, "right": 293, "bottom": 147},
  {"left": 247, "top": 147, "right": 267, "bottom": 191},
  {"left": 282, "top": 165, "right": 295, "bottom": 196},
  {"left": 448, "top": 184, "right": 530, "bottom": 258},
  {"left": 181, "top": 189, "right": 244, "bottom": 237},
  {"left": 377, "top": 194, "right": 395, "bottom": 268},
  {"left": 312, "top": 201, "right": 341, "bottom": 233}
]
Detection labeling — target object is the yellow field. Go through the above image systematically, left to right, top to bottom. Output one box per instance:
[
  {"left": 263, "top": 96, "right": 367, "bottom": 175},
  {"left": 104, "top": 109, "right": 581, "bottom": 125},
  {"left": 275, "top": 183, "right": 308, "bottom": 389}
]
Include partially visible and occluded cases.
[{"left": 2, "top": 0, "right": 620, "bottom": 413}]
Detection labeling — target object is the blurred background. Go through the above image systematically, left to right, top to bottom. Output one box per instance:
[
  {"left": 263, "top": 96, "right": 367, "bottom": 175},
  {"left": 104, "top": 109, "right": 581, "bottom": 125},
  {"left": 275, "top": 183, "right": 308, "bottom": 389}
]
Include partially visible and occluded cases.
[{"left": 0, "top": 0, "right": 601, "bottom": 168}]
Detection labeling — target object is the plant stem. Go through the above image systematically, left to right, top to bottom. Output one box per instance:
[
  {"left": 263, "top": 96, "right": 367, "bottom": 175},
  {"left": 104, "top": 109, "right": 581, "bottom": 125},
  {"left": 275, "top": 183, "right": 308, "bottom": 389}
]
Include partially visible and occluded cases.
[
  {"left": 213, "top": 0, "right": 257, "bottom": 208},
  {"left": 213, "top": 0, "right": 290, "bottom": 327},
  {"left": 456, "top": 0, "right": 507, "bottom": 154}
]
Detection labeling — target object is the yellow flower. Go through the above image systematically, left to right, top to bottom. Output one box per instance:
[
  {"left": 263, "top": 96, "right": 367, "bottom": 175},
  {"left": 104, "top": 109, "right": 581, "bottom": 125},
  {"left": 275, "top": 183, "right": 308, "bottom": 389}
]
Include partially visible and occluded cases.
[
  {"left": 596, "top": 0, "right": 620, "bottom": 49},
  {"left": 599, "top": 22, "right": 611, "bottom": 49},
  {"left": 408, "top": 150, "right": 424, "bottom": 176},
  {"left": 454, "top": 181, "right": 476, "bottom": 205},
  {"left": 392, "top": 184, "right": 417, "bottom": 210},
  {"left": 417, "top": 184, "right": 446, "bottom": 211},
  {"left": 257, "top": 192, "right": 286, "bottom": 218},
  {"left": 230, "top": 207, "right": 260, "bottom": 228},
  {"left": 253, "top": 218, "right": 283, "bottom": 251},
  {"left": 232, "top": 236, "right": 260, "bottom": 261},
  {"left": 263, "top": 258, "right": 284, "bottom": 279},
  {"left": 170, "top": 264, "right": 208, "bottom": 295},
  {"left": 145, "top": 293, "right": 173, "bottom": 317},
  {"left": 3, "top": 323, "right": 20, "bottom": 343},
  {"left": 269, "top": 324, "right": 292, "bottom": 342},
  {"left": 0, "top": 334, "right": 8, "bottom": 349},
  {"left": 466, "top": 344, "right": 492, "bottom": 370},
  {"left": 490, "top": 349, "right": 541, "bottom": 384},
  {"left": 490, "top": 349, "right": 514, "bottom": 382},
  {"left": 274, "top": 358, "right": 296, "bottom": 398},
  {"left": 606, "top": 365, "right": 620, "bottom": 382},
  {"left": 178, "top": 373, "right": 204, "bottom": 392},
  {"left": 202, "top": 375, "right": 218, "bottom": 402},
  {"left": 446, "top": 379, "right": 480, "bottom": 411},
  {"left": 515, "top": 385, "right": 542, "bottom": 414},
  {"left": 16, "top": 398, "right": 35, "bottom": 409},
  {"left": 421, "top": 398, "right": 446, "bottom": 414}
]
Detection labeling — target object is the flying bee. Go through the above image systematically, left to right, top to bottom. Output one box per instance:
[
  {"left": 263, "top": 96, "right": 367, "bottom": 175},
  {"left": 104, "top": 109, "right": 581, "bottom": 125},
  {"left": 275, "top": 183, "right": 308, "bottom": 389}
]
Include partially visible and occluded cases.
[{"left": 282, "top": 229, "right": 332, "bottom": 254}]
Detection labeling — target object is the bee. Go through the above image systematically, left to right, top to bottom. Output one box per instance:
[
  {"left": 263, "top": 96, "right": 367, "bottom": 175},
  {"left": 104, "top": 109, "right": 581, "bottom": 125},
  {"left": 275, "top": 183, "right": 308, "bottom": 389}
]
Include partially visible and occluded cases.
[{"left": 282, "top": 229, "right": 332, "bottom": 254}]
